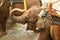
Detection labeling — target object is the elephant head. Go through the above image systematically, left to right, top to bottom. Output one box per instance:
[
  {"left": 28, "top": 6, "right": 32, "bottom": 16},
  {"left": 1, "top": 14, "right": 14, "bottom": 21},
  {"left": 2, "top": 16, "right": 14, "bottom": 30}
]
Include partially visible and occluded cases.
[{"left": 9, "top": 6, "right": 45, "bottom": 32}]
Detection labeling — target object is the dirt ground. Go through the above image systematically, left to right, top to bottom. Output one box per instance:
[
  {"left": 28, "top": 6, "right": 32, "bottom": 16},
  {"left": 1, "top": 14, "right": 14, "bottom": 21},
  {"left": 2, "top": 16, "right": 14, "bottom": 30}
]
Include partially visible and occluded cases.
[{"left": 0, "top": 19, "right": 40, "bottom": 40}]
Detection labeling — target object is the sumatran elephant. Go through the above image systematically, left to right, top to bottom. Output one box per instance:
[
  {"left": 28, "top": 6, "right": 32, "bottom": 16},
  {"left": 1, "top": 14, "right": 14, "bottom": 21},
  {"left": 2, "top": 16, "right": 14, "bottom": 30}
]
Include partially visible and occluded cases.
[
  {"left": 0, "top": 0, "right": 27, "bottom": 36},
  {"left": 0, "top": 0, "right": 10, "bottom": 35},
  {"left": 9, "top": 0, "right": 42, "bottom": 31},
  {"left": 10, "top": 5, "right": 42, "bottom": 31}
]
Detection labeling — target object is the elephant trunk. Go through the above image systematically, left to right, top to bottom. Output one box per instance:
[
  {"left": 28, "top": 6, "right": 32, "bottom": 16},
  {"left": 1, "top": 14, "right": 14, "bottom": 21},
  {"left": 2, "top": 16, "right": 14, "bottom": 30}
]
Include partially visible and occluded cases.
[{"left": 9, "top": 8, "right": 26, "bottom": 24}]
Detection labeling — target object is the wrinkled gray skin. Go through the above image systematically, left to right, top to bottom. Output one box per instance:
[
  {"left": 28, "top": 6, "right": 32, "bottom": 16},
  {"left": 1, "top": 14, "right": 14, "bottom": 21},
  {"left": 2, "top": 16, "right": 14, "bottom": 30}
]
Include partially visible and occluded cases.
[{"left": 9, "top": 5, "right": 42, "bottom": 31}]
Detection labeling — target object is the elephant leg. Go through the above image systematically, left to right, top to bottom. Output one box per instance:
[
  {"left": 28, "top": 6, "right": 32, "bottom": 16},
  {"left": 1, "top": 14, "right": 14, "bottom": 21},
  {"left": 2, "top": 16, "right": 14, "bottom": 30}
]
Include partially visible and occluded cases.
[
  {"left": 0, "top": 18, "right": 7, "bottom": 35},
  {"left": 0, "top": 23, "right": 2, "bottom": 36},
  {"left": 1, "top": 23, "right": 7, "bottom": 35},
  {"left": 52, "top": 25, "right": 60, "bottom": 40}
]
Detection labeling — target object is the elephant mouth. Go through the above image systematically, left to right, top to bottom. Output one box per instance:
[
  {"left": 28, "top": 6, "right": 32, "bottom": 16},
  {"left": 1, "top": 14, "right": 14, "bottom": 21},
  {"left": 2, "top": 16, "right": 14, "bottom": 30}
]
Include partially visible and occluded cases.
[
  {"left": 26, "top": 26, "right": 44, "bottom": 32},
  {"left": 35, "top": 27, "right": 44, "bottom": 32}
]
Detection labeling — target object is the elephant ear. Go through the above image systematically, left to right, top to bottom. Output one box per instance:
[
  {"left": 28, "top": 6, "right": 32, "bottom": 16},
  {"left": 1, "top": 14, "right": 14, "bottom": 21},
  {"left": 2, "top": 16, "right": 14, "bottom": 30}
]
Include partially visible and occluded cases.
[{"left": 25, "top": 6, "right": 39, "bottom": 23}]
